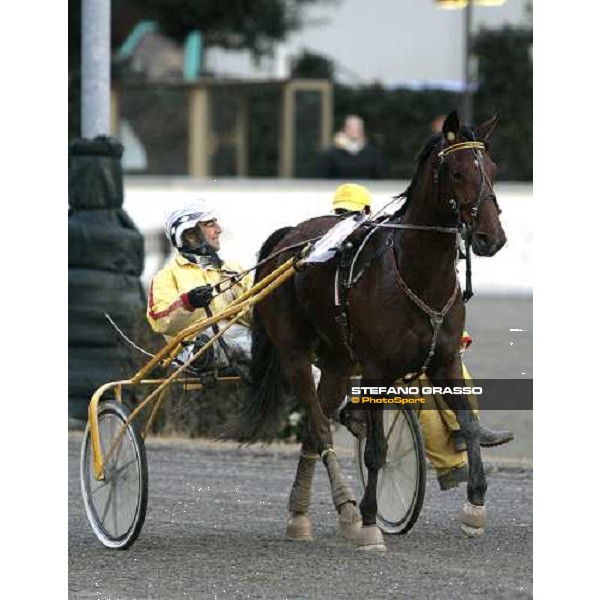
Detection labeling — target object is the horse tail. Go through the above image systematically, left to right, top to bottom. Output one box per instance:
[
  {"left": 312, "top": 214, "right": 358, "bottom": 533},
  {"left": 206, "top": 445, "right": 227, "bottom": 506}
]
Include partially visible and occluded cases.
[
  {"left": 233, "top": 226, "right": 294, "bottom": 444},
  {"left": 231, "top": 312, "right": 285, "bottom": 444}
]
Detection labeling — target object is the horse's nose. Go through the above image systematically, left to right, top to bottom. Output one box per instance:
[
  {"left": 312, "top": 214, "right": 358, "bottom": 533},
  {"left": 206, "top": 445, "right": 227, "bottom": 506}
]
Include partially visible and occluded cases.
[{"left": 472, "top": 232, "right": 504, "bottom": 256}]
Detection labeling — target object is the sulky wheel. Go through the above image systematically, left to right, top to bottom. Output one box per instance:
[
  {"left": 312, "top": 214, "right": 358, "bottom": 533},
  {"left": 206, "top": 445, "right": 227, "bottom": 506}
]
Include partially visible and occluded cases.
[
  {"left": 80, "top": 400, "right": 148, "bottom": 549},
  {"left": 355, "top": 408, "right": 426, "bottom": 534}
]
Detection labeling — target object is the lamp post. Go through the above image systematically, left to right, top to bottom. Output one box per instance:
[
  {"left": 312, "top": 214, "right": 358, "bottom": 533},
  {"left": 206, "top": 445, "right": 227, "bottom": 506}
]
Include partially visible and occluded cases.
[
  {"left": 81, "top": 0, "right": 111, "bottom": 137},
  {"left": 435, "top": 0, "right": 506, "bottom": 125}
]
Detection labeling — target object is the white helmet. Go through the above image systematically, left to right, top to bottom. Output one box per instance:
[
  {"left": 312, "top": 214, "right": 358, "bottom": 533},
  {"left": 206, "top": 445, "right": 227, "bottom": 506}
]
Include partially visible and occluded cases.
[{"left": 164, "top": 201, "right": 217, "bottom": 249}]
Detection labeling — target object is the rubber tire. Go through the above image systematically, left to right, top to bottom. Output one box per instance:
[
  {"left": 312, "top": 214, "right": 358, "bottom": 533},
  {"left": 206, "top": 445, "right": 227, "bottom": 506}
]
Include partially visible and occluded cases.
[
  {"left": 69, "top": 137, "right": 124, "bottom": 209},
  {"left": 68, "top": 209, "right": 144, "bottom": 276},
  {"left": 68, "top": 268, "right": 146, "bottom": 347},
  {"left": 69, "top": 269, "right": 146, "bottom": 307},
  {"left": 69, "top": 346, "right": 135, "bottom": 399},
  {"left": 80, "top": 400, "right": 148, "bottom": 549},
  {"left": 355, "top": 409, "right": 426, "bottom": 535}
]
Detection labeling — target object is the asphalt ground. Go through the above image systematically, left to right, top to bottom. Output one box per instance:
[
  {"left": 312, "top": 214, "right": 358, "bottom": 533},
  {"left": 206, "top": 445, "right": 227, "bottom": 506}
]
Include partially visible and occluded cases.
[
  {"left": 461, "top": 294, "right": 532, "bottom": 463},
  {"left": 69, "top": 435, "right": 532, "bottom": 600}
]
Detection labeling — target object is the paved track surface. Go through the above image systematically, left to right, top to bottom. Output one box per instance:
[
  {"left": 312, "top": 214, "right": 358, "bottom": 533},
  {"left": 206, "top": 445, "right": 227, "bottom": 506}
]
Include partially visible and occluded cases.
[
  {"left": 461, "top": 294, "right": 532, "bottom": 463},
  {"left": 69, "top": 295, "right": 532, "bottom": 599},
  {"left": 69, "top": 435, "right": 532, "bottom": 600}
]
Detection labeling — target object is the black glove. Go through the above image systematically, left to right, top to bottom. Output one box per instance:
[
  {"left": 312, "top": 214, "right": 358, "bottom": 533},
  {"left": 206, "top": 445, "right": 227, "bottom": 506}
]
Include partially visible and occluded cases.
[{"left": 187, "top": 285, "right": 214, "bottom": 309}]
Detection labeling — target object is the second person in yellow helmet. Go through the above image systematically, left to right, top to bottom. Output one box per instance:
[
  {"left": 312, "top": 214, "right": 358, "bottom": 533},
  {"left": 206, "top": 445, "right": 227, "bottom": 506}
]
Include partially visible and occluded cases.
[{"left": 332, "top": 183, "right": 372, "bottom": 215}]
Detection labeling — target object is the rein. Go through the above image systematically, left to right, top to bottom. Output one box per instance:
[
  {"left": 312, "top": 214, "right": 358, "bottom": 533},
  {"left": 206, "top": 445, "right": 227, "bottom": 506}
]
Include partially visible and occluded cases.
[
  {"left": 368, "top": 222, "right": 459, "bottom": 234},
  {"left": 209, "top": 236, "right": 322, "bottom": 300}
]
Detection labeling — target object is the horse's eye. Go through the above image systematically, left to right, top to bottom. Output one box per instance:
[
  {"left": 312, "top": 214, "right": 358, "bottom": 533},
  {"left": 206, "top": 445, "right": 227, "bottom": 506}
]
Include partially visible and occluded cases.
[{"left": 452, "top": 172, "right": 462, "bottom": 181}]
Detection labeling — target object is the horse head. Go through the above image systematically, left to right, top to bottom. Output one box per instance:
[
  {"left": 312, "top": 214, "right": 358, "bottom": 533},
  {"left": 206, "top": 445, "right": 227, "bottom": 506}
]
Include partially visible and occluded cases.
[{"left": 437, "top": 111, "right": 506, "bottom": 257}]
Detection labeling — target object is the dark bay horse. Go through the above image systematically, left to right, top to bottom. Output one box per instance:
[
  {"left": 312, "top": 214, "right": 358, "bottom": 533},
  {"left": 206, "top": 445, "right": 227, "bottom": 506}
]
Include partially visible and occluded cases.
[{"left": 237, "top": 111, "right": 506, "bottom": 550}]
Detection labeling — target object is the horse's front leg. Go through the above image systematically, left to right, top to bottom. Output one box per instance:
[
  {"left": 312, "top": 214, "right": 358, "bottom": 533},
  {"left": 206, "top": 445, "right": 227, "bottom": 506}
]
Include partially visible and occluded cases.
[
  {"left": 429, "top": 356, "right": 487, "bottom": 537},
  {"left": 357, "top": 404, "right": 387, "bottom": 551}
]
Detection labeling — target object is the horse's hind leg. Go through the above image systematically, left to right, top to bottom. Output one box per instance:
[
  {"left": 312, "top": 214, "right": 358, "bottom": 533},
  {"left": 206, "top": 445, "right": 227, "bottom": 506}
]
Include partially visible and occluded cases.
[
  {"left": 282, "top": 354, "right": 328, "bottom": 542},
  {"left": 284, "top": 355, "right": 359, "bottom": 540},
  {"left": 317, "top": 362, "right": 362, "bottom": 540},
  {"left": 286, "top": 442, "right": 318, "bottom": 541}
]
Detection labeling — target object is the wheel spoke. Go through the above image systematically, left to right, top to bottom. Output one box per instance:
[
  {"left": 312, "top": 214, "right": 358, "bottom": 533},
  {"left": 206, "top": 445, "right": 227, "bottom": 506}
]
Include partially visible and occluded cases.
[
  {"left": 385, "top": 411, "right": 407, "bottom": 440},
  {"left": 386, "top": 447, "right": 416, "bottom": 467},
  {"left": 111, "top": 457, "right": 138, "bottom": 478},
  {"left": 391, "top": 476, "right": 409, "bottom": 513},
  {"left": 90, "top": 478, "right": 111, "bottom": 496},
  {"left": 112, "top": 479, "right": 119, "bottom": 537},
  {"left": 99, "top": 480, "right": 115, "bottom": 527}
]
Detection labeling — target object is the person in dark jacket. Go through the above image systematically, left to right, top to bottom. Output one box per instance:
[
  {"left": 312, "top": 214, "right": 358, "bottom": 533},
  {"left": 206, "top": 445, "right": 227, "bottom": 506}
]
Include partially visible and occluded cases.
[{"left": 319, "top": 115, "right": 384, "bottom": 179}]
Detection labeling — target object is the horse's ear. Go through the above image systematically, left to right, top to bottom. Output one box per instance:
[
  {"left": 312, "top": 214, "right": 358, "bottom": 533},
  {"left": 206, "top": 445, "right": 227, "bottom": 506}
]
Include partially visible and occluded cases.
[
  {"left": 442, "top": 111, "right": 461, "bottom": 143},
  {"left": 476, "top": 114, "right": 500, "bottom": 142}
]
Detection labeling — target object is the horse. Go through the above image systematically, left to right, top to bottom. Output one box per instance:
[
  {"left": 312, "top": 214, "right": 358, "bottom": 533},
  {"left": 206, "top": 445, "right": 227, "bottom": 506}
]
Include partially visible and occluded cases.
[{"left": 235, "top": 111, "right": 506, "bottom": 550}]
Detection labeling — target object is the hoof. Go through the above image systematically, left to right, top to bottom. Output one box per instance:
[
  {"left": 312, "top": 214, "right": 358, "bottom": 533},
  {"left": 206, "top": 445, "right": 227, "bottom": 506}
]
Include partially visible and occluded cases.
[
  {"left": 338, "top": 502, "right": 362, "bottom": 540},
  {"left": 460, "top": 502, "right": 486, "bottom": 537},
  {"left": 286, "top": 514, "right": 313, "bottom": 542},
  {"left": 460, "top": 523, "right": 485, "bottom": 538},
  {"left": 356, "top": 525, "right": 386, "bottom": 552}
]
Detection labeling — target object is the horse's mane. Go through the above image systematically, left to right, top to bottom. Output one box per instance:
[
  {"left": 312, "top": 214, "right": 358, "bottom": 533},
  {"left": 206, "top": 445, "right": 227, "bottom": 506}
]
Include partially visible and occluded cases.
[{"left": 392, "top": 126, "right": 478, "bottom": 220}]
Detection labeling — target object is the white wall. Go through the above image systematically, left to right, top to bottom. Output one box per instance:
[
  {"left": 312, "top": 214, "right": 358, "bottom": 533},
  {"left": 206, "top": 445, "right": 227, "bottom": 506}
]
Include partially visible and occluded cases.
[{"left": 124, "top": 177, "right": 532, "bottom": 296}]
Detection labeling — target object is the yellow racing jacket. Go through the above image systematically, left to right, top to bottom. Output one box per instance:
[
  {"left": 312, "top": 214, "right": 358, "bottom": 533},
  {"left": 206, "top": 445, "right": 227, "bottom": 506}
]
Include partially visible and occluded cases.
[{"left": 147, "top": 254, "right": 254, "bottom": 339}]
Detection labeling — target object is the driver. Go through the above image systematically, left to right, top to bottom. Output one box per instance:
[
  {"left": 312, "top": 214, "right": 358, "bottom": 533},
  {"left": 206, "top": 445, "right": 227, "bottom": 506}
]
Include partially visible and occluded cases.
[
  {"left": 331, "top": 183, "right": 514, "bottom": 490},
  {"left": 146, "top": 201, "right": 254, "bottom": 376}
]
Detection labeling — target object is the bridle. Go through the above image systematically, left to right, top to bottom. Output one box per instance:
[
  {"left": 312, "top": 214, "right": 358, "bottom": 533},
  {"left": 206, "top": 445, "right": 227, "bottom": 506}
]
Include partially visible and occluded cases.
[
  {"left": 370, "top": 138, "right": 500, "bottom": 301},
  {"left": 435, "top": 139, "right": 500, "bottom": 302},
  {"left": 436, "top": 140, "right": 501, "bottom": 230}
]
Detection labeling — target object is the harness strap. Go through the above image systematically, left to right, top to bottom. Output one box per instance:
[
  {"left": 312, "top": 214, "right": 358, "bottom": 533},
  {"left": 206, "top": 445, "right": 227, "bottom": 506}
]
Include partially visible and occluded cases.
[
  {"left": 438, "top": 141, "right": 485, "bottom": 159},
  {"left": 463, "top": 229, "right": 474, "bottom": 303},
  {"left": 334, "top": 232, "right": 392, "bottom": 363},
  {"left": 348, "top": 236, "right": 393, "bottom": 289},
  {"left": 334, "top": 242, "right": 358, "bottom": 361},
  {"left": 389, "top": 246, "right": 460, "bottom": 378}
]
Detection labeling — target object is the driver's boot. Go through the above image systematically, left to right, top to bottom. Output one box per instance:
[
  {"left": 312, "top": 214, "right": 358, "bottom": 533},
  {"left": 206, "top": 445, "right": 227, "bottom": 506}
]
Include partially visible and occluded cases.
[
  {"left": 338, "top": 404, "right": 367, "bottom": 439},
  {"left": 452, "top": 423, "right": 514, "bottom": 451}
]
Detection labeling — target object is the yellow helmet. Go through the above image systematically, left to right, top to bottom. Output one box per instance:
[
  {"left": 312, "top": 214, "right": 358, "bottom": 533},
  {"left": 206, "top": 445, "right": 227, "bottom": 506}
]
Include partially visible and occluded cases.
[{"left": 332, "top": 183, "right": 372, "bottom": 213}]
